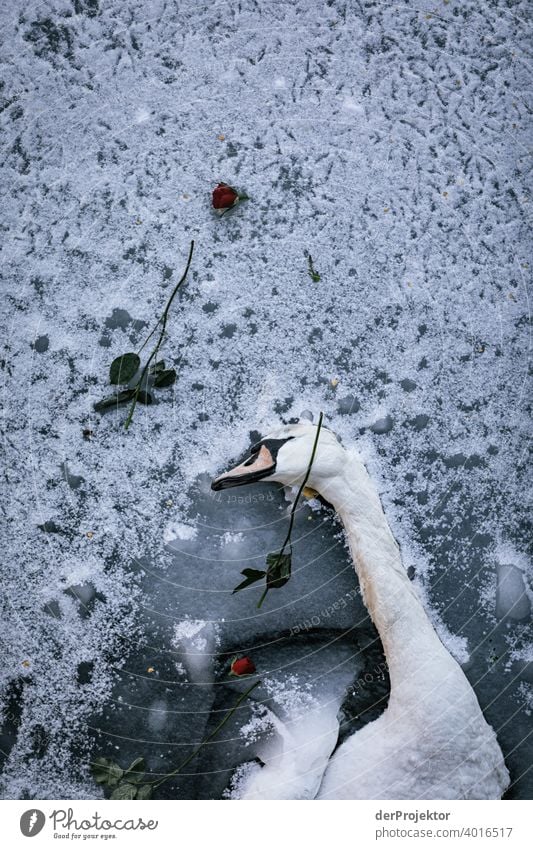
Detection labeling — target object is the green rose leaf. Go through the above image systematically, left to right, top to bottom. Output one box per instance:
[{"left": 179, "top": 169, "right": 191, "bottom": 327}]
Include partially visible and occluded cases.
[
  {"left": 109, "top": 353, "right": 140, "bottom": 385},
  {"left": 149, "top": 360, "right": 166, "bottom": 375},
  {"left": 154, "top": 368, "right": 177, "bottom": 388},
  {"left": 93, "top": 389, "right": 137, "bottom": 412},
  {"left": 137, "top": 390, "right": 153, "bottom": 405},
  {"left": 266, "top": 551, "right": 292, "bottom": 589},
  {"left": 232, "top": 568, "right": 266, "bottom": 594},
  {"left": 91, "top": 757, "right": 124, "bottom": 787},
  {"left": 124, "top": 757, "right": 146, "bottom": 784},
  {"left": 110, "top": 782, "right": 138, "bottom": 800},
  {"left": 136, "top": 784, "right": 153, "bottom": 800}
]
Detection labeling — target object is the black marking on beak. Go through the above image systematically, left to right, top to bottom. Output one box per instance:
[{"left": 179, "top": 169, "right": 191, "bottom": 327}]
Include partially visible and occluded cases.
[
  {"left": 211, "top": 437, "right": 294, "bottom": 491},
  {"left": 249, "top": 438, "right": 293, "bottom": 457}
]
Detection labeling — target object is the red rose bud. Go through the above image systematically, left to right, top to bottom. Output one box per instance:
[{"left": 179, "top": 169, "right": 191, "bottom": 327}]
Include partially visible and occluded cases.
[
  {"left": 212, "top": 183, "right": 239, "bottom": 210},
  {"left": 230, "top": 656, "right": 256, "bottom": 676}
]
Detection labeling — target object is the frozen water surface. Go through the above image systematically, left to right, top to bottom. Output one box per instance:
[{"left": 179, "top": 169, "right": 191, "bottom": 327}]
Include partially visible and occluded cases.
[{"left": 1, "top": 0, "right": 531, "bottom": 799}]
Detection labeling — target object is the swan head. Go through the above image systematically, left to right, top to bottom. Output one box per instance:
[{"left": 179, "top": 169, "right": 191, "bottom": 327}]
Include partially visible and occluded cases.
[{"left": 211, "top": 421, "right": 346, "bottom": 493}]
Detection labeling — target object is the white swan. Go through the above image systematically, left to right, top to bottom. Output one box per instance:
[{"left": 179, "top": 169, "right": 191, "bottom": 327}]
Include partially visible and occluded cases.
[{"left": 212, "top": 421, "right": 509, "bottom": 800}]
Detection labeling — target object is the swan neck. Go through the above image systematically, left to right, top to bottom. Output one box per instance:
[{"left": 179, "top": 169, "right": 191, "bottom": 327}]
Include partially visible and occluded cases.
[{"left": 320, "top": 452, "right": 444, "bottom": 681}]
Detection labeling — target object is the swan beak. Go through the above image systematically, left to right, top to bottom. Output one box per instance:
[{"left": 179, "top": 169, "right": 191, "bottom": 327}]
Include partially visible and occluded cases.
[{"left": 211, "top": 444, "right": 276, "bottom": 491}]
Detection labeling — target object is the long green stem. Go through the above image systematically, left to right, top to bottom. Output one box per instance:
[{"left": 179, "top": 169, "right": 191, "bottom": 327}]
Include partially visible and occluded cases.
[
  {"left": 124, "top": 240, "right": 195, "bottom": 429},
  {"left": 136, "top": 316, "right": 163, "bottom": 358},
  {"left": 280, "top": 410, "right": 324, "bottom": 553},
  {"left": 257, "top": 412, "right": 324, "bottom": 608},
  {"left": 257, "top": 586, "right": 269, "bottom": 608},
  {"left": 150, "top": 680, "right": 259, "bottom": 790}
]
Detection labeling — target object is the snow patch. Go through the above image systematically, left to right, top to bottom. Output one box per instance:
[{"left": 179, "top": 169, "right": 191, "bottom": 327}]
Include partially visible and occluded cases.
[
  {"left": 342, "top": 96, "right": 364, "bottom": 115},
  {"left": 134, "top": 108, "right": 151, "bottom": 123},
  {"left": 164, "top": 522, "right": 198, "bottom": 544},
  {"left": 220, "top": 531, "right": 244, "bottom": 547},
  {"left": 171, "top": 619, "right": 220, "bottom": 683}
]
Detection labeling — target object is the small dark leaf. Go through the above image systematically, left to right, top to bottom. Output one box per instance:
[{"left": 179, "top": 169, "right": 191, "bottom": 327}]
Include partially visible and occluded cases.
[
  {"left": 306, "top": 254, "right": 321, "bottom": 283},
  {"left": 109, "top": 352, "right": 140, "bottom": 385},
  {"left": 149, "top": 360, "right": 166, "bottom": 375},
  {"left": 154, "top": 368, "right": 177, "bottom": 388},
  {"left": 93, "top": 389, "right": 136, "bottom": 412},
  {"left": 137, "top": 390, "right": 153, "bottom": 405},
  {"left": 37, "top": 520, "right": 62, "bottom": 534},
  {"left": 266, "top": 552, "right": 292, "bottom": 589},
  {"left": 232, "top": 568, "right": 266, "bottom": 594},
  {"left": 242, "top": 568, "right": 266, "bottom": 579},
  {"left": 91, "top": 757, "right": 124, "bottom": 787},
  {"left": 124, "top": 757, "right": 146, "bottom": 784},
  {"left": 110, "top": 782, "right": 138, "bottom": 800},
  {"left": 136, "top": 784, "right": 153, "bottom": 800}
]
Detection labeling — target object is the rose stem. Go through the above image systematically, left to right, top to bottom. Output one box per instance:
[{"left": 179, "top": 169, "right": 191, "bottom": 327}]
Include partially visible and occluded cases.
[
  {"left": 124, "top": 240, "right": 195, "bottom": 430},
  {"left": 257, "top": 411, "right": 324, "bottom": 609},
  {"left": 149, "top": 680, "right": 259, "bottom": 790}
]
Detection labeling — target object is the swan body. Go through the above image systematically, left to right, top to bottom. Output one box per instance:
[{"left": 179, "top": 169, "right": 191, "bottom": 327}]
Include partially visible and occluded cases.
[
  {"left": 212, "top": 422, "right": 509, "bottom": 800},
  {"left": 233, "top": 695, "right": 342, "bottom": 800}
]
